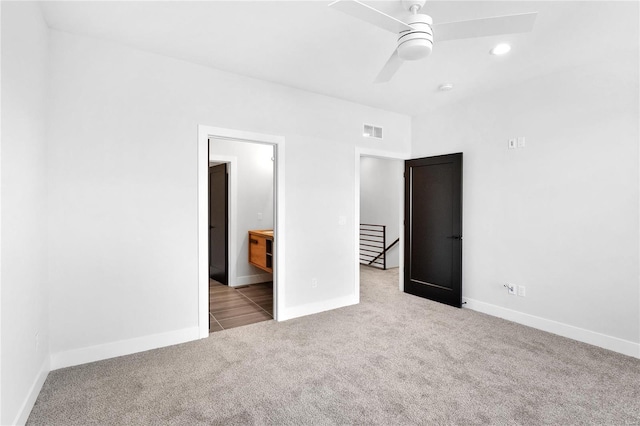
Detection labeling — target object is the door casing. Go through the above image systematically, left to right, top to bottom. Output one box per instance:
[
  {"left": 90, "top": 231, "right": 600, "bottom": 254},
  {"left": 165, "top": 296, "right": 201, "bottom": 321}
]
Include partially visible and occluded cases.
[{"left": 198, "top": 125, "right": 285, "bottom": 338}]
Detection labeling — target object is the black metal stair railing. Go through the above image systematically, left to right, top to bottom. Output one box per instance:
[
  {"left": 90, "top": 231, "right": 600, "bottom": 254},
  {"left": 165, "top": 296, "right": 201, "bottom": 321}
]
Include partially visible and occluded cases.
[{"left": 359, "top": 224, "right": 399, "bottom": 270}]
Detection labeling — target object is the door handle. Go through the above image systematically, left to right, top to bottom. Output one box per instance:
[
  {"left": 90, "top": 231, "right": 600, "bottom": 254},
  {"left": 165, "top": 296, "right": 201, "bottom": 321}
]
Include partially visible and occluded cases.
[{"left": 447, "top": 235, "right": 462, "bottom": 240}]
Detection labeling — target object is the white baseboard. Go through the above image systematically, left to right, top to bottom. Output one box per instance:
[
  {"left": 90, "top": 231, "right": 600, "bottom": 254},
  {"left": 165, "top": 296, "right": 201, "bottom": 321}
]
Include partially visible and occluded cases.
[
  {"left": 231, "top": 273, "right": 273, "bottom": 287},
  {"left": 278, "top": 293, "right": 358, "bottom": 321},
  {"left": 463, "top": 297, "right": 640, "bottom": 359},
  {"left": 50, "top": 326, "right": 200, "bottom": 370},
  {"left": 13, "top": 358, "right": 50, "bottom": 426}
]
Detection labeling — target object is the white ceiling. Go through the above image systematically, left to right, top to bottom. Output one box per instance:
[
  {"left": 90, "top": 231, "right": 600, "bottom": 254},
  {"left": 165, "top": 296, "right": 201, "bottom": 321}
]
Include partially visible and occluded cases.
[{"left": 40, "top": 1, "right": 637, "bottom": 116}]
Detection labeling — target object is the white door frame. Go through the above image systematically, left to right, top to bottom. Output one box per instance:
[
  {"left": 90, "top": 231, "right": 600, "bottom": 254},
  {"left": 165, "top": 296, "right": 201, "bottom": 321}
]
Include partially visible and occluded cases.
[
  {"left": 198, "top": 125, "right": 285, "bottom": 338},
  {"left": 355, "top": 147, "right": 409, "bottom": 296}
]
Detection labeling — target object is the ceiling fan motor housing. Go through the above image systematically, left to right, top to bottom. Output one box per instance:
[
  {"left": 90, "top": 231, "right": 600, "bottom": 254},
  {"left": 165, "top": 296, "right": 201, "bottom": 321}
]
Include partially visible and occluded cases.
[{"left": 397, "top": 14, "right": 433, "bottom": 61}]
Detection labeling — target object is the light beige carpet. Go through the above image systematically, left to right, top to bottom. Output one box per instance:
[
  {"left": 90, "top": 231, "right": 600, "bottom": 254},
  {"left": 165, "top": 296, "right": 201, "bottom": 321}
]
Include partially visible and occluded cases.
[{"left": 28, "top": 266, "right": 640, "bottom": 425}]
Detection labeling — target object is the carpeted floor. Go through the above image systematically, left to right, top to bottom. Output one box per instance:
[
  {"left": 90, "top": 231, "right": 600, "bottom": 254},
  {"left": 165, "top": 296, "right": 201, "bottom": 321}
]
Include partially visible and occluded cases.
[{"left": 28, "top": 266, "right": 640, "bottom": 425}]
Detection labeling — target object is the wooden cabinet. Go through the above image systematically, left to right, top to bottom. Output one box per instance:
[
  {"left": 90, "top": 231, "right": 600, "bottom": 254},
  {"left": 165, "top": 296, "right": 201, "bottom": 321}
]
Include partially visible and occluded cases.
[{"left": 248, "top": 230, "right": 273, "bottom": 273}]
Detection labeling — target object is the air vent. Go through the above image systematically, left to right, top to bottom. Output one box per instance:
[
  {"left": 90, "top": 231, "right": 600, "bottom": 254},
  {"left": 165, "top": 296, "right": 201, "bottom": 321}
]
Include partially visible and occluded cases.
[{"left": 363, "top": 124, "right": 383, "bottom": 139}]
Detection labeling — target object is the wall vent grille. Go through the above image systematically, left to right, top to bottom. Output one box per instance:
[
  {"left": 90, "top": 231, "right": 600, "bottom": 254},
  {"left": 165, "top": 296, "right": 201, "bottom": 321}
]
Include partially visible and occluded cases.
[{"left": 363, "top": 124, "right": 383, "bottom": 139}]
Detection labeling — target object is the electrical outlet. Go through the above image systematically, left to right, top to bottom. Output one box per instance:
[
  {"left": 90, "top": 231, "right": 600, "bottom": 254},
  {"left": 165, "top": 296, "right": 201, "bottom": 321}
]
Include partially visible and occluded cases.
[
  {"left": 508, "top": 138, "right": 516, "bottom": 149},
  {"left": 257, "top": 212, "right": 263, "bottom": 221},
  {"left": 311, "top": 278, "right": 318, "bottom": 288},
  {"left": 506, "top": 283, "right": 516, "bottom": 295},
  {"left": 518, "top": 285, "right": 526, "bottom": 297}
]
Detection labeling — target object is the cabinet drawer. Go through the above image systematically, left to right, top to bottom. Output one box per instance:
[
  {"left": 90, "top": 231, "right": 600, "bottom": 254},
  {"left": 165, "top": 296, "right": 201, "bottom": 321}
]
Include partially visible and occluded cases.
[
  {"left": 248, "top": 230, "right": 273, "bottom": 273},
  {"left": 249, "top": 235, "right": 267, "bottom": 267}
]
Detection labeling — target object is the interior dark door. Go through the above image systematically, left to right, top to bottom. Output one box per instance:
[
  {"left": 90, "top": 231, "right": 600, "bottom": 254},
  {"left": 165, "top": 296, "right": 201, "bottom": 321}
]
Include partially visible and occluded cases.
[
  {"left": 404, "top": 153, "right": 462, "bottom": 308},
  {"left": 209, "top": 164, "right": 228, "bottom": 284}
]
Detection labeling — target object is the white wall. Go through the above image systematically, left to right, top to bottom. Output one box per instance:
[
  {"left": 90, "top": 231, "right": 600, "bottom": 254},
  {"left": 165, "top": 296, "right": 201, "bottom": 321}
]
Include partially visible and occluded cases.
[
  {"left": 0, "top": 2, "right": 51, "bottom": 424},
  {"left": 46, "top": 29, "right": 411, "bottom": 367},
  {"left": 412, "top": 37, "right": 639, "bottom": 355},
  {"left": 209, "top": 139, "right": 274, "bottom": 285},
  {"left": 360, "top": 157, "right": 402, "bottom": 268}
]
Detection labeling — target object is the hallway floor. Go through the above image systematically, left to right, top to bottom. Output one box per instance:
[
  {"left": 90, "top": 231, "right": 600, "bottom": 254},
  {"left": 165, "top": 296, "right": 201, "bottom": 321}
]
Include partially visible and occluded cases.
[{"left": 209, "top": 280, "right": 273, "bottom": 332}]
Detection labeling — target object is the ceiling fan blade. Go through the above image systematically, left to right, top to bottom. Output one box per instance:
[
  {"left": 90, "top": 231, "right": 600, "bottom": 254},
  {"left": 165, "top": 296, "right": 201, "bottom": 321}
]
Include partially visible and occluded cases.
[
  {"left": 329, "top": 0, "right": 413, "bottom": 33},
  {"left": 432, "top": 12, "right": 538, "bottom": 42},
  {"left": 374, "top": 50, "right": 403, "bottom": 83}
]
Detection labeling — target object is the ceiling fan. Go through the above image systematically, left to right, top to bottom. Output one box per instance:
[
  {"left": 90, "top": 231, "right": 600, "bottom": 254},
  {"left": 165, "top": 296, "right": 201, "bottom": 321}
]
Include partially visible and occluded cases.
[{"left": 329, "top": 0, "right": 537, "bottom": 83}]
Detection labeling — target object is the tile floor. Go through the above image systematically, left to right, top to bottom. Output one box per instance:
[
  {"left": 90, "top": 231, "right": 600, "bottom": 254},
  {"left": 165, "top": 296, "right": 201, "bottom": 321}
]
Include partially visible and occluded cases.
[{"left": 209, "top": 279, "right": 273, "bottom": 333}]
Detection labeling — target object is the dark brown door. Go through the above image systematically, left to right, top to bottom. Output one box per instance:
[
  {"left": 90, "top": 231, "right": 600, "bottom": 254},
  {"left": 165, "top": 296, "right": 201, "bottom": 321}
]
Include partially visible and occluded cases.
[
  {"left": 404, "top": 153, "right": 462, "bottom": 308},
  {"left": 209, "top": 164, "right": 228, "bottom": 284}
]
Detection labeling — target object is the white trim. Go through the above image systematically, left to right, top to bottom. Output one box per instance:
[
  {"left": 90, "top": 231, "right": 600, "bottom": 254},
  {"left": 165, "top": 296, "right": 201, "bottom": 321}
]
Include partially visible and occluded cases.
[
  {"left": 0, "top": 1, "right": 3, "bottom": 413},
  {"left": 198, "top": 125, "right": 285, "bottom": 339},
  {"left": 198, "top": 126, "right": 209, "bottom": 338},
  {"left": 273, "top": 137, "right": 285, "bottom": 322},
  {"left": 355, "top": 147, "right": 410, "bottom": 296},
  {"left": 208, "top": 155, "right": 238, "bottom": 287},
  {"left": 232, "top": 273, "right": 273, "bottom": 287},
  {"left": 278, "top": 294, "right": 358, "bottom": 321},
  {"left": 463, "top": 297, "right": 640, "bottom": 359},
  {"left": 50, "top": 327, "right": 200, "bottom": 370},
  {"left": 12, "top": 359, "right": 49, "bottom": 426}
]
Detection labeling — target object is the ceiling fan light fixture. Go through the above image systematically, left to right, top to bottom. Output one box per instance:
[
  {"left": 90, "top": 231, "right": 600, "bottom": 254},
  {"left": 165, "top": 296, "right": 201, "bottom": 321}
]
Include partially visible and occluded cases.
[
  {"left": 328, "top": 0, "right": 538, "bottom": 83},
  {"left": 397, "top": 13, "right": 433, "bottom": 61},
  {"left": 398, "top": 38, "right": 433, "bottom": 60},
  {"left": 490, "top": 43, "right": 511, "bottom": 55}
]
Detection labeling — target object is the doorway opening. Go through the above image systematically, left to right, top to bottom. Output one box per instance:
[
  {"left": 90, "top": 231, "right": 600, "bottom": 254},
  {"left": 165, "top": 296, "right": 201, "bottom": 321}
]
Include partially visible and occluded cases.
[
  {"left": 198, "top": 126, "right": 285, "bottom": 338},
  {"left": 208, "top": 139, "right": 275, "bottom": 332},
  {"left": 355, "top": 149, "right": 407, "bottom": 299},
  {"left": 356, "top": 150, "right": 463, "bottom": 307},
  {"left": 359, "top": 156, "right": 403, "bottom": 271},
  {"left": 209, "top": 162, "right": 228, "bottom": 285}
]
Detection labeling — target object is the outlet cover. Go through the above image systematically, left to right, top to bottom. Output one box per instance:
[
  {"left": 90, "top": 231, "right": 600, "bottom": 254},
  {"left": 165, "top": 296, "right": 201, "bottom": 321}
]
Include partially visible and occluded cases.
[{"left": 518, "top": 285, "right": 526, "bottom": 297}]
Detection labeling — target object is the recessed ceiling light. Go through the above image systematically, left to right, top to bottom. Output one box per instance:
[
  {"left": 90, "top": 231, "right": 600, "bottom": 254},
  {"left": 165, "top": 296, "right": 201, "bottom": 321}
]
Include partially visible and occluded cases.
[
  {"left": 490, "top": 43, "right": 511, "bottom": 55},
  {"left": 439, "top": 83, "right": 454, "bottom": 92}
]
